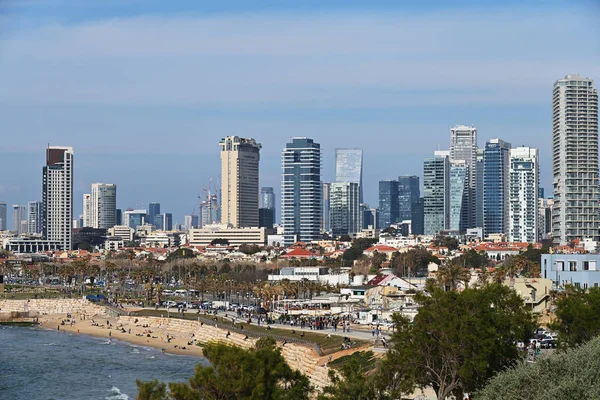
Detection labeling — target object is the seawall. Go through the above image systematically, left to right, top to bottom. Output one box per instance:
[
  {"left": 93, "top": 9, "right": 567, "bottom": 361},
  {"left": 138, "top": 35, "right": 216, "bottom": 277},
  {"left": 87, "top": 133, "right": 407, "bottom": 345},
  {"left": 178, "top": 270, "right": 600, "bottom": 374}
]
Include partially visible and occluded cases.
[{"left": 0, "top": 299, "right": 108, "bottom": 318}]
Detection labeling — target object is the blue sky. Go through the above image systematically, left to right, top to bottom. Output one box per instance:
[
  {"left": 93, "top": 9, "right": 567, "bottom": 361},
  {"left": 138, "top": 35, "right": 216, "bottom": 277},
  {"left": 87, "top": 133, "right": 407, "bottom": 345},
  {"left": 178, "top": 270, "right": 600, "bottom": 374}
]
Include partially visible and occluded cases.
[{"left": 0, "top": 0, "right": 599, "bottom": 227}]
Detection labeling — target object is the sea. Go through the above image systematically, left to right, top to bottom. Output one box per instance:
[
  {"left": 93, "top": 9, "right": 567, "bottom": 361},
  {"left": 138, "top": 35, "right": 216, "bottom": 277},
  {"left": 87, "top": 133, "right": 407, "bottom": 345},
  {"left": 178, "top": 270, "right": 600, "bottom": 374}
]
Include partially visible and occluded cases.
[{"left": 0, "top": 325, "right": 207, "bottom": 400}]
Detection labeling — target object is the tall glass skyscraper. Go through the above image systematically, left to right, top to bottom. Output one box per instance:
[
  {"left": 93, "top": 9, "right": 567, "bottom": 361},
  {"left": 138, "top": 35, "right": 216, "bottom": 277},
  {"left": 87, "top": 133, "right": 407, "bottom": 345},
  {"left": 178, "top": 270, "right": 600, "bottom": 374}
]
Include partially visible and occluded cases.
[
  {"left": 552, "top": 74, "right": 599, "bottom": 244},
  {"left": 450, "top": 125, "right": 477, "bottom": 229},
  {"left": 281, "top": 138, "right": 322, "bottom": 246},
  {"left": 483, "top": 139, "right": 511, "bottom": 236},
  {"left": 335, "top": 148, "right": 363, "bottom": 202},
  {"left": 475, "top": 148, "right": 484, "bottom": 228},
  {"left": 423, "top": 151, "right": 450, "bottom": 236},
  {"left": 449, "top": 162, "right": 469, "bottom": 232},
  {"left": 398, "top": 175, "right": 420, "bottom": 221},
  {"left": 378, "top": 180, "right": 399, "bottom": 229},
  {"left": 330, "top": 182, "right": 361, "bottom": 237},
  {"left": 90, "top": 183, "right": 117, "bottom": 229},
  {"left": 321, "top": 183, "right": 331, "bottom": 233},
  {"left": 260, "top": 187, "right": 275, "bottom": 210},
  {"left": 27, "top": 200, "right": 43, "bottom": 234},
  {"left": 0, "top": 202, "right": 7, "bottom": 231},
  {"left": 148, "top": 203, "right": 160, "bottom": 228}
]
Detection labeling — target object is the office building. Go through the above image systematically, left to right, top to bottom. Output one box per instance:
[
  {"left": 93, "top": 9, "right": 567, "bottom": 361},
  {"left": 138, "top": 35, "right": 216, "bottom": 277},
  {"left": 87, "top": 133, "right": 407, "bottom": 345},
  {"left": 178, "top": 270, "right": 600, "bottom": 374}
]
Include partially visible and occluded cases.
[
  {"left": 552, "top": 74, "right": 599, "bottom": 244},
  {"left": 450, "top": 125, "right": 478, "bottom": 228},
  {"left": 220, "top": 136, "right": 261, "bottom": 228},
  {"left": 281, "top": 137, "right": 322, "bottom": 246},
  {"left": 483, "top": 139, "right": 511, "bottom": 237},
  {"left": 42, "top": 146, "right": 74, "bottom": 250},
  {"left": 509, "top": 147, "right": 539, "bottom": 243},
  {"left": 335, "top": 148, "right": 363, "bottom": 202},
  {"left": 475, "top": 148, "right": 484, "bottom": 228},
  {"left": 423, "top": 151, "right": 450, "bottom": 236},
  {"left": 449, "top": 161, "right": 469, "bottom": 232},
  {"left": 398, "top": 175, "right": 420, "bottom": 222},
  {"left": 378, "top": 180, "right": 399, "bottom": 229},
  {"left": 330, "top": 182, "right": 361, "bottom": 237},
  {"left": 89, "top": 183, "right": 117, "bottom": 229},
  {"left": 321, "top": 183, "right": 331, "bottom": 233},
  {"left": 260, "top": 187, "right": 275, "bottom": 209},
  {"left": 82, "top": 193, "right": 91, "bottom": 227},
  {"left": 200, "top": 194, "right": 220, "bottom": 227},
  {"left": 411, "top": 197, "right": 425, "bottom": 235},
  {"left": 27, "top": 201, "right": 43, "bottom": 234},
  {"left": 0, "top": 202, "right": 7, "bottom": 231},
  {"left": 148, "top": 203, "right": 160, "bottom": 228},
  {"left": 12, "top": 204, "right": 26, "bottom": 235},
  {"left": 362, "top": 206, "right": 379, "bottom": 230},
  {"left": 259, "top": 208, "right": 275, "bottom": 230},
  {"left": 116, "top": 209, "right": 122, "bottom": 226},
  {"left": 123, "top": 209, "right": 147, "bottom": 229},
  {"left": 162, "top": 213, "right": 173, "bottom": 231},
  {"left": 184, "top": 215, "right": 199, "bottom": 230},
  {"left": 108, "top": 225, "right": 135, "bottom": 243}
]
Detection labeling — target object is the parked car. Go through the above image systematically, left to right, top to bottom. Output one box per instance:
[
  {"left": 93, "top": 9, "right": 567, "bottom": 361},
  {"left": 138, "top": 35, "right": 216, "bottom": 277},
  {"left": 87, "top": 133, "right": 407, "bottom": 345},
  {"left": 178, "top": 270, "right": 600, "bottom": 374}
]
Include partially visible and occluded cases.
[{"left": 540, "top": 338, "right": 556, "bottom": 349}]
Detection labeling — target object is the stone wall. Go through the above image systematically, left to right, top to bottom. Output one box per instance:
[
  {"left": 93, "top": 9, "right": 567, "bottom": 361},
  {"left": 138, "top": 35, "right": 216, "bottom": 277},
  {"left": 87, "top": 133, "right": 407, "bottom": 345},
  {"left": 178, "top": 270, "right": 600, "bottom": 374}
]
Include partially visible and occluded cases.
[
  {"left": 0, "top": 299, "right": 107, "bottom": 317},
  {"left": 119, "top": 316, "right": 331, "bottom": 390}
]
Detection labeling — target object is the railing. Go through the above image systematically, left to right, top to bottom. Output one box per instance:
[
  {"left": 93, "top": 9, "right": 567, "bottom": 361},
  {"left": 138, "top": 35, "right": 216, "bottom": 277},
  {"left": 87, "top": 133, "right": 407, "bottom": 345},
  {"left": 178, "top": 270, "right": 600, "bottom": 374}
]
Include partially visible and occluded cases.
[{"left": 104, "top": 304, "right": 128, "bottom": 317}]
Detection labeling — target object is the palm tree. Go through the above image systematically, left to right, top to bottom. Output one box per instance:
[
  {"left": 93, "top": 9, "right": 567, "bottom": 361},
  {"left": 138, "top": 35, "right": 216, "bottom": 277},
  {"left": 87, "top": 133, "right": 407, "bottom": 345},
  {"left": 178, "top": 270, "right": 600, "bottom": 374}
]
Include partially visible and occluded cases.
[{"left": 436, "top": 261, "right": 471, "bottom": 291}]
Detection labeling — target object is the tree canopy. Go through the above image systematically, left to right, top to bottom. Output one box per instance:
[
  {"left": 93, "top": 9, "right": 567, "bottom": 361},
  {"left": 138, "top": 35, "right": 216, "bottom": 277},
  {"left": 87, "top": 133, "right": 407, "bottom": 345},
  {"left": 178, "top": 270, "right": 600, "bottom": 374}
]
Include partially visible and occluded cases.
[
  {"left": 342, "top": 238, "right": 376, "bottom": 262},
  {"left": 380, "top": 284, "right": 536, "bottom": 399},
  {"left": 549, "top": 286, "right": 600, "bottom": 348},
  {"left": 136, "top": 338, "right": 311, "bottom": 400}
]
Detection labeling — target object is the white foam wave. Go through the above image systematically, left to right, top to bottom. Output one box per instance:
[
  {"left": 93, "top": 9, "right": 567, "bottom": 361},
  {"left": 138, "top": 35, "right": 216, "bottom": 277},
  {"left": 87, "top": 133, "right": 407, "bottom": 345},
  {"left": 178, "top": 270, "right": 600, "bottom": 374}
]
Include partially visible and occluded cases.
[
  {"left": 43, "top": 343, "right": 57, "bottom": 346},
  {"left": 106, "top": 386, "right": 129, "bottom": 400}
]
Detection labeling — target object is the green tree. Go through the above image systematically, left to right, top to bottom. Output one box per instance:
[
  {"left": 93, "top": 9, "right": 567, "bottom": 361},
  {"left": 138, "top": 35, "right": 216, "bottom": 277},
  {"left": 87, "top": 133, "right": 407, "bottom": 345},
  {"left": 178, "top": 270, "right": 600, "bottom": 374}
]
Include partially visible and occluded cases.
[
  {"left": 434, "top": 236, "right": 459, "bottom": 251},
  {"left": 342, "top": 238, "right": 376, "bottom": 262},
  {"left": 435, "top": 261, "right": 471, "bottom": 291},
  {"left": 379, "top": 284, "right": 536, "bottom": 399},
  {"left": 549, "top": 286, "right": 600, "bottom": 348},
  {"left": 136, "top": 338, "right": 311, "bottom": 400},
  {"left": 318, "top": 352, "right": 378, "bottom": 400},
  {"left": 136, "top": 380, "right": 166, "bottom": 400}
]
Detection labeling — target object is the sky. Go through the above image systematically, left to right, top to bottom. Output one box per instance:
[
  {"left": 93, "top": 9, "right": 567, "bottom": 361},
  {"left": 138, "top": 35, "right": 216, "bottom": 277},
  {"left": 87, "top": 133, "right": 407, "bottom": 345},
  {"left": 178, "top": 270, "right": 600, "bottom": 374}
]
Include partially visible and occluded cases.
[{"left": 0, "top": 0, "right": 599, "bottom": 228}]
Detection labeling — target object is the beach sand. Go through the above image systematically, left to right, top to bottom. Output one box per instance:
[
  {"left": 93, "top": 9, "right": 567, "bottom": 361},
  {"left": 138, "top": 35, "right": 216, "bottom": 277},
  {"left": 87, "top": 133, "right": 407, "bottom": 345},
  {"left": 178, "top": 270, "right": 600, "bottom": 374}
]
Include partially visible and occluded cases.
[{"left": 38, "top": 313, "right": 205, "bottom": 358}]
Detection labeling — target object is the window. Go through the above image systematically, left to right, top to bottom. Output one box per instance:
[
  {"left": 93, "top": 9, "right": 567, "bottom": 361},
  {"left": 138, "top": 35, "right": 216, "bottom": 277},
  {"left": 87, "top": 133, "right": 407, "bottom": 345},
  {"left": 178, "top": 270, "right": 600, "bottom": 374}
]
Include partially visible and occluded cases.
[
  {"left": 556, "top": 261, "right": 564, "bottom": 271},
  {"left": 569, "top": 261, "right": 577, "bottom": 272},
  {"left": 584, "top": 261, "right": 590, "bottom": 271}
]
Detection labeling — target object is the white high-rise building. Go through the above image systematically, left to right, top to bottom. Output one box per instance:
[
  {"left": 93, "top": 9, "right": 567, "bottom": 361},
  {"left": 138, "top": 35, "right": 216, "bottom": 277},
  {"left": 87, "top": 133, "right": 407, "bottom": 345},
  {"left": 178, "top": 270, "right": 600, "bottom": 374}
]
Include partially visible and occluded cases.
[
  {"left": 552, "top": 74, "right": 599, "bottom": 244},
  {"left": 450, "top": 125, "right": 477, "bottom": 229},
  {"left": 219, "top": 136, "right": 261, "bottom": 228},
  {"left": 43, "top": 146, "right": 73, "bottom": 250},
  {"left": 509, "top": 147, "right": 539, "bottom": 243},
  {"left": 335, "top": 148, "right": 363, "bottom": 203},
  {"left": 423, "top": 150, "right": 450, "bottom": 236},
  {"left": 330, "top": 182, "right": 361, "bottom": 237},
  {"left": 90, "top": 183, "right": 117, "bottom": 229},
  {"left": 82, "top": 193, "right": 91, "bottom": 227},
  {"left": 27, "top": 200, "right": 43, "bottom": 234},
  {"left": 12, "top": 204, "right": 26, "bottom": 235}
]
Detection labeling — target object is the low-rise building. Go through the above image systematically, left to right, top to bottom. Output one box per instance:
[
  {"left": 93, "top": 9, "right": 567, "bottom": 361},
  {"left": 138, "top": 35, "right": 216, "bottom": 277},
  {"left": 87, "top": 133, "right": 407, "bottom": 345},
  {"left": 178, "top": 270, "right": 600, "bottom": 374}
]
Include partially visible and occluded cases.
[
  {"left": 189, "top": 224, "right": 266, "bottom": 247},
  {"left": 108, "top": 225, "right": 134, "bottom": 242},
  {"left": 542, "top": 254, "right": 600, "bottom": 289}
]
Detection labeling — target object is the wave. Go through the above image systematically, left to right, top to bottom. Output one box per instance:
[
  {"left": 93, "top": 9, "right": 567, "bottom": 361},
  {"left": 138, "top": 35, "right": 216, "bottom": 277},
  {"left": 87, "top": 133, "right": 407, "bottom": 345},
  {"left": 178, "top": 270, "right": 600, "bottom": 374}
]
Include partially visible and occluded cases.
[
  {"left": 43, "top": 343, "right": 57, "bottom": 346},
  {"left": 106, "top": 386, "right": 129, "bottom": 400}
]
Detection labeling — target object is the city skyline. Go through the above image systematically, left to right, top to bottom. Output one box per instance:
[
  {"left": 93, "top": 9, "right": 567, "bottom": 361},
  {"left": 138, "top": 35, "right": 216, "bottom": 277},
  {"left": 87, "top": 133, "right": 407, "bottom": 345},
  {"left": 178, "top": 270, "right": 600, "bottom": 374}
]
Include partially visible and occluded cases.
[{"left": 0, "top": 1, "right": 598, "bottom": 223}]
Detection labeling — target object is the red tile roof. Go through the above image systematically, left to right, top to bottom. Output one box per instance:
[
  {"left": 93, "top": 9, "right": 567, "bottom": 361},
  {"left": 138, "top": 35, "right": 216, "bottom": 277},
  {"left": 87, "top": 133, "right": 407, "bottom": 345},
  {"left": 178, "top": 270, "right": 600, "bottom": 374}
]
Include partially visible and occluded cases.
[
  {"left": 364, "top": 245, "right": 398, "bottom": 253},
  {"left": 280, "top": 248, "right": 316, "bottom": 258}
]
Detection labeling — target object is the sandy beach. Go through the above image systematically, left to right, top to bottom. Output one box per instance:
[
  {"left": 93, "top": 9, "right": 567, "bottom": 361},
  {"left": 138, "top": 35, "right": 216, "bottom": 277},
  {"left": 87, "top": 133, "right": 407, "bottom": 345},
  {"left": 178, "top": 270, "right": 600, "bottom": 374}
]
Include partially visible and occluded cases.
[{"left": 38, "top": 313, "right": 206, "bottom": 358}]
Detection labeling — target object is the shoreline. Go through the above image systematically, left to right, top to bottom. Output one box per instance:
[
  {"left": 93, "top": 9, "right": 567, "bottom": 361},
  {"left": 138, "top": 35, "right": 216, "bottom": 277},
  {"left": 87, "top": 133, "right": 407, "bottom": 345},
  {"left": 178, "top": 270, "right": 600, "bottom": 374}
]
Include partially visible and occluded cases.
[{"left": 38, "top": 313, "right": 206, "bottom": 358}]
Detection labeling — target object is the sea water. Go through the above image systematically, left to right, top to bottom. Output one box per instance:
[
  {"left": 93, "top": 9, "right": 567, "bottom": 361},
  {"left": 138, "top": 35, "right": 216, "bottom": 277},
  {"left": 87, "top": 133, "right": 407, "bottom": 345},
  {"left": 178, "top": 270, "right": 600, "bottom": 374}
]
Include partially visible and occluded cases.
[{"left": 0, "top": 325, "right": 207, "bottom": 399}]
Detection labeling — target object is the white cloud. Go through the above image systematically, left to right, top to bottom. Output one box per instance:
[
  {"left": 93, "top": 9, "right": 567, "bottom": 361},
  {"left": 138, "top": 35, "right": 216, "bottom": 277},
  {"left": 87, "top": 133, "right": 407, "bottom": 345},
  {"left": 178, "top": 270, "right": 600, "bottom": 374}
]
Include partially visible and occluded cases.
[{"left": 0, "top": 8, "right": 598, "bottom": 109}]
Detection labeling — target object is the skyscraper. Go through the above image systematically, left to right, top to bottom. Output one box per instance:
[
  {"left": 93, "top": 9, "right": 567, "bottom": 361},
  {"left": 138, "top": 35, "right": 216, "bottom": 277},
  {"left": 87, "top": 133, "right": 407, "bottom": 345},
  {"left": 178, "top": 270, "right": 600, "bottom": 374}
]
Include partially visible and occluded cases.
[
  {"left": 552, "top": 74, "right": 599, "bottom": 244},
  {"left": 450, "top": 125, "right": 477, "bottom": 229},
  {"left": 220, "top": 136, "right": 261, "bottom": 228},
  {"left": 281, "top": 137, "right": 322, "bottom": 246},
  {"left": 483, "top": 139, "right": 511, "bottom": 237},
  {"left": 42, "top": 146, "right": 74, "bottom": 250},
  {"left": 509, "top": 147, "right": 539, "bottom": 243},
  {"left": 335, "top": 148, "right": 363, "bottom": 202},
  {"left": 475, "top": 148, "right": 484, "bottom": 229},
  {"left": 423, "top": 151, "right": 450, "bottom": 236},
  {"left": 449, "top": 161, "right": 469, "bottom": 232},
  {"left": 398, "top": 175, "right": 420, "bottom": 221},
  {"left": 378, "top": 180, "right": 399, "bottom": 229},
  {"left": 330, "top": 182, "right": 361, "bottom": 237},
  {"left": 90, "top": 183, "right": 117, "bottom": 229},
  {"left": 321, "top": 183, "right": 331, "bottom": 233},
  {"left": 260, "top": 187, "right": 275, "bottom": 210},
  {"left": 82, "top": 193, "right": 91, "bottom": 227},
  {"left": 200, "top": 194, "right": 219, "bottom": 227},
  {"left": 411, "top": 198, "right": 425, "bottom": 235},
  {"left": 27, "top": 200, "right": 43, "bottom": 234},
  {"left": 0, "top": 202, "right": 7, "bottom": 231},
  {"left": 148, "top": 203, "right": 161, "bottom": 228},
  {"left": 12, "top": 204, "right": 26, "bottom": 235},
  {"left": 162, "top": 213, "right": 173, "bottom": 231},
  {"left": 184, "top": 215, "right": 199, "bottom": 230}
]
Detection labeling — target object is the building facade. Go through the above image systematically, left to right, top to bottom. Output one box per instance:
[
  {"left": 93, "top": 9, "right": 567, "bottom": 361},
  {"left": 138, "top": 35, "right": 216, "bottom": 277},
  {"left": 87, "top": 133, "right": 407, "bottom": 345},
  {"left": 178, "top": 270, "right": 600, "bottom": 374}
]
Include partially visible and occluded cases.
[
  {"left": 552, "top": 74, "right": 600, "bottom": 244},
  {"left": 450, "top": 125, "right": 478, "bottom": 229},
  {"left": 220, "top": 136, "right": 261, "bottom": 228},
  {"left": 281, "top": 137, "right": 322, "bottom": 246},
  {"left": 483, "top": 139, "right": 511, "bottom": 237},
  {"left": 42, "top": 146, "right": 74, "bottom": 250},
  {"left": 509, "top": 147, "right": 539, "bottom": 243},
  {"left": 335, "top": 148, "right": 363, "bottom": 202},
  {"left": 475, "top": 148, "right": 484, "bottom": 229},
  {"left": 423, "top": 151, "right": 450, "bottom": 236},
  {"left": 449, "top": 161, "right": 469, "bottom": 232},
  {"left": 398, "top": 175, "right": 420, "bottom": 222},
  {"left": 378, "top": 180, "right": 399, "bottom": 229},
  {"left": 330, "top": 182, "right": 361, "bottom": 237},
  {"left": 89, "top": 183, "right": 117, "bottom": 229},
  {"left": 321, "top": 183, "right": 331, "bottom": 233},
  {"left": 260, "top": 187, "right": 275, "bottom": 214},
  {"left": 82, "top": 193, "right": 91, "bottom": 227},
  {"left": 200, "top": 194, "right": 219, "bottom": 228},
  {"left": 411, "top": 197, "right": 425, "bottom": 235},
  {"left": 27, "top": 200, "right": 43, "bottom": 234},
  {"left": 0, "top": 202, "right": 6, "bottom": 231},
  {"left": 148, "top": 203, "right": 160, "bottom": 228},
  {"left": 12, "top": 204, "right": 26, "bottom": 235},
  {"left": 123, "top": 209, "right": 147, "bottom": 229},
  {"left": 184, "top": 215, "right": 199, "bottom": 230},
  {"left": 188, "top": 225, "right": 266, "bottom": 246},
  {"left": 542, "top": 254, "right": 600, "bottom": 289}
]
